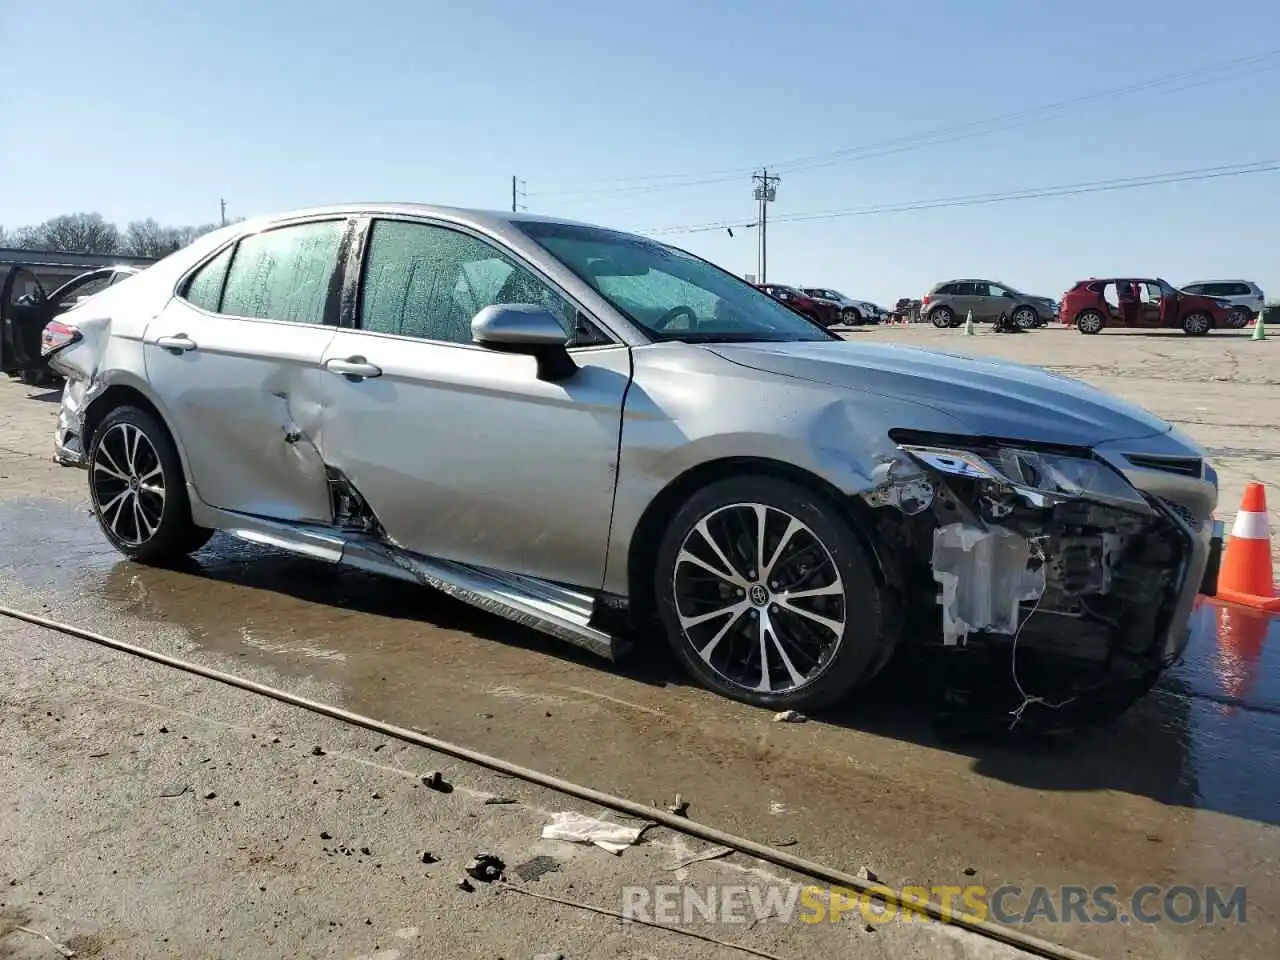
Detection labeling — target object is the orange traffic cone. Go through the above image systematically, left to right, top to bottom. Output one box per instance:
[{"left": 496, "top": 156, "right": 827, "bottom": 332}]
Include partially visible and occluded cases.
[{"left": 1215, "top": 482, "right": 1280, "bottom": 612}]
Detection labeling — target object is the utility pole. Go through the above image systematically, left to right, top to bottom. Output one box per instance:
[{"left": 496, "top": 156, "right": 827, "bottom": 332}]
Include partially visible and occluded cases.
[
  {"left": 752, "top": 169, "right": 779, "bottom": 283},
  {"left": 511, "top": 176, "right": 527, "bottom": 212},
  {"left": 512, "top": 176, "right": 517, "bottom": 213},
  {"left": 219, "top": 198, "right": 227, "bottom": 227}
]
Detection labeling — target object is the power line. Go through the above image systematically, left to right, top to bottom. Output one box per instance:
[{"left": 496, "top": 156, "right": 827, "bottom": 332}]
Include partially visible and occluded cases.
[
  {"left": 529, "top": 49, "right": 1280, "bottom": 201},
  {"left": 644, "top": 159, "right": 1280, "bottom": 236}
]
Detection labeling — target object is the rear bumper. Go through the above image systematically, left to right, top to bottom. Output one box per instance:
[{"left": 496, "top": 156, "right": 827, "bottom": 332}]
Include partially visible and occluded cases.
[{"left": 52, "top": 378, "right": 88, "bottom": 468}]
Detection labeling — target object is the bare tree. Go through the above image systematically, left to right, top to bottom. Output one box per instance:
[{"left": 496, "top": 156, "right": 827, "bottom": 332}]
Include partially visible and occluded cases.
[{"left": 35, "top": 213, "right": 120, "bottom": 254}]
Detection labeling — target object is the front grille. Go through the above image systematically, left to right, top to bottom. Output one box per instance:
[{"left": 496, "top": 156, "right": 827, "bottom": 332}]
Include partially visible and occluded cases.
[
  {"left": 1126, "top": 454, "right": 1204, "bottom": 478},
  {"left": 1158, "top": 496, "right": 1199, "bottom": 529}
]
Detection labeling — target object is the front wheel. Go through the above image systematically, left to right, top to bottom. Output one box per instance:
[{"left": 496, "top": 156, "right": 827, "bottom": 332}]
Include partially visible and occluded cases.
[
  {"left": 1011, "top": 306, "right": 1039, "bottom": 329},
  {"left": 841, "top": 307, "right": 862, "bottom": 326},
  {"left": 1182, "top": 312, "right": 1212, "bottom": 336},
  {"left": 88, "top": 405, "right": 213, "bottom": 563},
  {"left": 654, "top": 476, "right": 892, "bottom": 711}
]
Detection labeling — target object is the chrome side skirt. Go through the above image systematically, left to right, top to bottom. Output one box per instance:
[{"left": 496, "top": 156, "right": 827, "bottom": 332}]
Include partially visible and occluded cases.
[{"left": 195, "top": 506, "right": 624, "bottom": 660}]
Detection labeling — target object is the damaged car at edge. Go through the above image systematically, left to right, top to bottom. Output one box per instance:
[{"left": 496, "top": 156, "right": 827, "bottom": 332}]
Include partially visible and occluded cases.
[{"left": 44, "top": 204, "right": 1222, "bottom": 724}]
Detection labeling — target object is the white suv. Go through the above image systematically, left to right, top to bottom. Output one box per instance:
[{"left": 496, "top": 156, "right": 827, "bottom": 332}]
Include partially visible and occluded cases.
[{"left": 1181, "top": 280, "right": 1265, "bottom": 327}]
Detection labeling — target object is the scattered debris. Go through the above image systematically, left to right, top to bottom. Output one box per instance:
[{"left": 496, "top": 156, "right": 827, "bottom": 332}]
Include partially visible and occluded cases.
[
  {"left": 772, "top": 710, "right": 808, "bottom": 723},
  {"left": 159, "top": 726, "right": 169, "bottom": 734},
  {"left": 271, "top": 737, "right": 280, "bottom": 744},
  {"left": 373, "top": 743, "right": 386, "bottom": 752},
  {"left": 311, "top": 746, "right": 325, "bottom": 756},
  {"left": 88, "top": 752, "right": 109, "bottom": 759},
  {"left": 422, "top": 772, "right": 453, "bottom": 794},
  {"left": 159, "top": 784, "right": 189, "bottom": 798},
  {"left": 203, "top": 791, "right": 217, "bottom": 800},
  {"left": 371, "top": 792, "right": 382, "bottom": 800},
  {"left": 668, "top": 794, "right": 690, "bottom": 817},
  {"left": 483, "top": 796, "right": 517, "bottom": 805},
  {"left": 541, "top": 811, "right": 646, "bottom": 854},
  {"left": 320, "top": 832, "right": 332, "bottom": 840},
  {"left": 1146, "top": 834, "right": 1163, "bottom": 843},
  {"left": 772, "top": 837, "right": 798, "bottom": 847},
  {"left": 666, "top": 845, "right": 734, "bottom": 871},
  {"left": 361, "top": 847, "right": 372, "bottom": 856},
  {"left": 420, "top": 851, "right": 439, "bottom": 864},
  {"left": 466, "top": 854, "right": 506, "bottom": 883},
  {"left": 512, "top": 855, "right": 561, "bottom": 883},
  {"left": 856, "top": 866, "right": 880, "bottom": 883},
  {"left": 963, "top": 866, "right": 977, "bottom": 876},
  {"left": 456, "top": 877, "right": 474, "bottom": 892},
  {"left": 15, "top": 926, "right": 76, "bottom": 958},
  {"left": 532, "top": 954, "right": 565, "bottom": 960}
]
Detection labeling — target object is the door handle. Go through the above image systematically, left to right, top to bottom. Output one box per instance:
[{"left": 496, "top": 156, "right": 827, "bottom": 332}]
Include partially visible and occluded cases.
[
  {"left": 156, "top": 334, "right": 197, "bottom": 354},
  {"left": 324, "top": 357, "right": 382, "bottom": 380}
]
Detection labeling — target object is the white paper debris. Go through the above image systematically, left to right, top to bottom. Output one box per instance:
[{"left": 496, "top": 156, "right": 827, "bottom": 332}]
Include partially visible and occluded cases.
[
  {"left": 773, "top": 710, "right": 808, "bottom": 723},
  {"left": 541, "top": 811, "right": 646, "bottom": 853}
]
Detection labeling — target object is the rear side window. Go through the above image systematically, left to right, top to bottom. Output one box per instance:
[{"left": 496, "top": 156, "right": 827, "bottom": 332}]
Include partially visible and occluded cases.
[
  {"left": 220, "top": 220, "right": 345, "bottom": 324},
  {"left": 183, "top": 246, "right": 234, "bottom": 312},
  {"left": 950, "top": 282, "right": 975, "bottom": 295}
]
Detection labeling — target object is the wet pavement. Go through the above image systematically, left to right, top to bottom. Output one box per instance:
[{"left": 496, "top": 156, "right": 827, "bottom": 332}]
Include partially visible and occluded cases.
[{"left": 0, "top": 495, "right": 1276, "bottom": 959}]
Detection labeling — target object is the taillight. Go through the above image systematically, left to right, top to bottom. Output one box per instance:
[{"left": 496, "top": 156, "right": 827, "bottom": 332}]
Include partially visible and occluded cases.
[
  {"left": 921, "top": 294, "right": 931, "bottom": 306},
  {"left": 42, "top": 320, "right": 81, "bottom": 356}
]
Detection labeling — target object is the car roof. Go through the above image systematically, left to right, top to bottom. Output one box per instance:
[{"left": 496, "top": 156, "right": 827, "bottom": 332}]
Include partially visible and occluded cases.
[
  {"left": 249, "top": 202, "right": 616, "bottom": 238},
  {"left": 1183, "top": 279, "right": 1256, "bottom": 286}
]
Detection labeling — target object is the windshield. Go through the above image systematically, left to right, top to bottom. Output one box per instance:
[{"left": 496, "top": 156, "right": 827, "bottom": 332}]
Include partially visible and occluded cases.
[
  {"left": 514, "top": 220, "right": 835, "bottom": 343},
  {"left": 807, "top": 288, "right": 841, "bottom": 300}
]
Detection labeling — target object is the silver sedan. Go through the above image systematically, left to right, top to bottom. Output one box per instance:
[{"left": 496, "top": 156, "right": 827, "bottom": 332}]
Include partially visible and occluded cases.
[{"left": 46, "top": 204, "right": 1220, "bottom": 720}]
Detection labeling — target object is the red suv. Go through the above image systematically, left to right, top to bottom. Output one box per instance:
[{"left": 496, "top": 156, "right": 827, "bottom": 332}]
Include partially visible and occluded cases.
[
  {"left": 1060, "top": 278, "right": 1232, "bottom": 336},
  {"left": 754, "top": 284, "right": 841, "bottom": 327}
]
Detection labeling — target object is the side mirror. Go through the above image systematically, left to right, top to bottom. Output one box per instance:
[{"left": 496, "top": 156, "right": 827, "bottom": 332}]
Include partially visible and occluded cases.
[{"left": 471, "top": 304, "right": 578, "bottom": 382}]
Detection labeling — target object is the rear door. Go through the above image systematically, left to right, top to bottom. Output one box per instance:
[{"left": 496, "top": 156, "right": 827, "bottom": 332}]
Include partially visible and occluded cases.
[
  {"left": 317, "top": 215, "right": 630, "bottom": 589},
  {"left": 143, "top": 218, "right": 349, "bottom": 521}
]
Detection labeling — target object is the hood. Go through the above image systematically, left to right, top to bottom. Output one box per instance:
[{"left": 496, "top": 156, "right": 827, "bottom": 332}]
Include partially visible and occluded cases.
[{"left": 709, "top": 340, "right": 1174, "bottom": 447}]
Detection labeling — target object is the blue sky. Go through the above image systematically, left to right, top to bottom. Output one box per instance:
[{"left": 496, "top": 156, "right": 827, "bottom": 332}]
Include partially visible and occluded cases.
[{"left": 4, "top": 0, "right": 1278, "bottom": 304}]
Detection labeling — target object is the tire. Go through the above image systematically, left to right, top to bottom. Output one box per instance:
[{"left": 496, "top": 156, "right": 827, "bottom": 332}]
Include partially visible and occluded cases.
[
  {"left": 1011, "top": 306, "right": 1039, "bottom": 329},
  {"left": 930, "top": 307, "right": 955, "bottom": 328},
  {"left": 842, "top": 308, "right": 863, "bottom": 326},
  {"left": 1225, "top": 308, "right": 1249, "bottom": 330},
  {"left": 1076, "top": 310, "right": 1104, "bottom": 335},
  {"left": 1182, "top": 312, "right": 1212, "bottom": 336},
  {"left": 88, "top": 405, "right": 213, "bottom": 563},
  {"left": 653, "top": 475, "right": 892, "bottom": 711}
]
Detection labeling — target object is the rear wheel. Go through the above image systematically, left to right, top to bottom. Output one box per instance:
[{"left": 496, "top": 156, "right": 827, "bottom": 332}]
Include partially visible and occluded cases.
[
  {"left": 930, "top": 307, "right": 955, "bottom": 328},
  {"left": 1076, "top": 310, "right": 1104, "bottom": 334},
  {"left": 1182, "top": 312, "right": 1212, "bottom": 336},
  {"left": 88, "top": 405, "right": 213, "bottom": 562},
  {"left": 654, "top": 476, "right": 892, "bottom": 711}
]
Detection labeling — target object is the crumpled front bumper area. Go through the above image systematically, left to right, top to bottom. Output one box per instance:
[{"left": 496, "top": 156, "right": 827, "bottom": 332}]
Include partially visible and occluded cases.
[
  {"left": 52, "top": 377, "right": 89, "bottom": 467},
  {"left": 861, "top": 440, "right": 1217, "bottom": 727}
]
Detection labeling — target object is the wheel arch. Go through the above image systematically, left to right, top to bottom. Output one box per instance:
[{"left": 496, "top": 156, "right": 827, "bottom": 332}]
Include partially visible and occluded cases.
[
  {"left": 82, "top": 378, "right": 194, "bottom": 484},
  {"left": 623, "top": 456, "right": 892, "bottom": 629}
]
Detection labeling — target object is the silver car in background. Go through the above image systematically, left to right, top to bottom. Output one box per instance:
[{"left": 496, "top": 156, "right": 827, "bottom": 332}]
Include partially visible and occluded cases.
[{"left": 45, "top": 204, "right": 1219, "bottom": 721}]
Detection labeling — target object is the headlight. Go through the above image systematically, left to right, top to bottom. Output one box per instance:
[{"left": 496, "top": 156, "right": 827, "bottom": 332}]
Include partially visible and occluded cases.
[{"left": 901, "top": 443, "right": 1152, "bottom": 514}]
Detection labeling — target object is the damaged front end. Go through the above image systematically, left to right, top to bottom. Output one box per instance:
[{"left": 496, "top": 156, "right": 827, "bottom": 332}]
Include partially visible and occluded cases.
[{"left": 860, "top": 431, "right": 1217, "bottom": 727}]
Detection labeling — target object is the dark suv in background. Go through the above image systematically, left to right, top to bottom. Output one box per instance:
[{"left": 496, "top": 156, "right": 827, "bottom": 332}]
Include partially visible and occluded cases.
[{"left": 921, "top": 279, "right": 1057, "bottom": 328}]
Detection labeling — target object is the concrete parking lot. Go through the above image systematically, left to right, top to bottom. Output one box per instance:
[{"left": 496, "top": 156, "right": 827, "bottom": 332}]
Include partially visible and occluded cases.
[{"left": 1, "top": 324, "right": 1277, "bottom": 959}]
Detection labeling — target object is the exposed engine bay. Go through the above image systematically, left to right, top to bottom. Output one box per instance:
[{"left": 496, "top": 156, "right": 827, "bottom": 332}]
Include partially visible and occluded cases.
[{"left": 862, "top": 437, "right": 1193, "bottom": 730}]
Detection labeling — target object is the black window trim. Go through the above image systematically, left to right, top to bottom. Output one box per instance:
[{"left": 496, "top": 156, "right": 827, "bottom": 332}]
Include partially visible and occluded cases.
[
  {"left": 173, "top": 214, "right": 353, "bottom": 327},
  {"left": 342, "top": 214, "right": 623, "bottom": 352}
]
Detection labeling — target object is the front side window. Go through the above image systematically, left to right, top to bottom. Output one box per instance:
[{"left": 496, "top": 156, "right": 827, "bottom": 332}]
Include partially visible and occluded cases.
[
  {"left": 359, "top": 219, "right": 589, "bottom": 346},
  {"left": 220, "top": 220, "right": 345, "bottom": 324},
  {"left": 516, "top": 220, "right": 834, "bottom": 343}
]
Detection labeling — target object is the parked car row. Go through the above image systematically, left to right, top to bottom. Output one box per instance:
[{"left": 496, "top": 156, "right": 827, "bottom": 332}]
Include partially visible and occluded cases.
[{"left": 753, "top": 284, "right": 886, "bottom": 327}]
